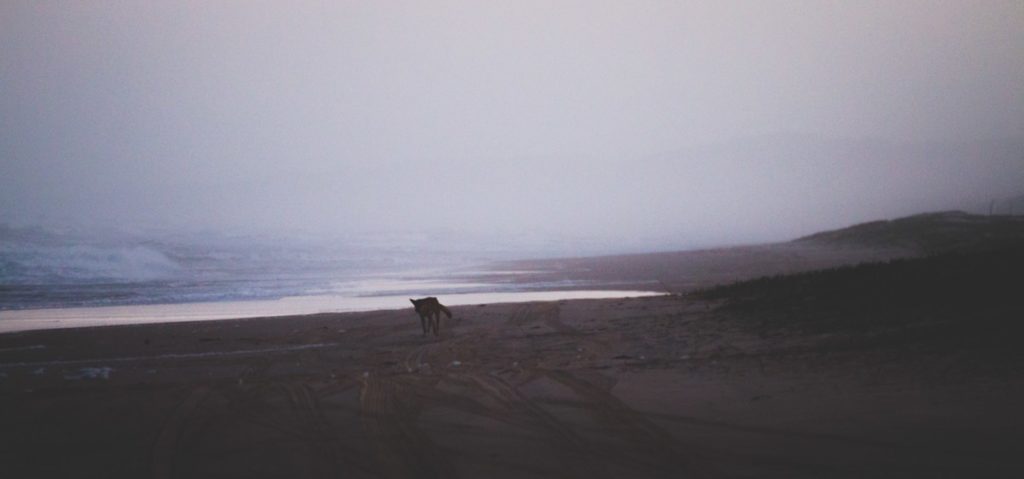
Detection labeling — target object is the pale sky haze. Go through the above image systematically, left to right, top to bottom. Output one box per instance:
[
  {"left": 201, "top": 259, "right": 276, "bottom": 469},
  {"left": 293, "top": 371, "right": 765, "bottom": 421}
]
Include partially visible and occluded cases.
[{"left": 2, "top": 1, "right": 1022, "bottom": 250}]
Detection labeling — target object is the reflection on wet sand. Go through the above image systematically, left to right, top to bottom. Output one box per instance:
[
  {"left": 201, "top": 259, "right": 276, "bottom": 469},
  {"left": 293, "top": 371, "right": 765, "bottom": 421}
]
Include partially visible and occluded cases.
[{"left": 0, "top": 289, "right": 661, "bottom": 333}]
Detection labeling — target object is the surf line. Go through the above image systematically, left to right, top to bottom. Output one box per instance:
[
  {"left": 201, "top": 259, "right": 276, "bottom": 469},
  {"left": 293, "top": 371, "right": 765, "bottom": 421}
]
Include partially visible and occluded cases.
[{"left": 0, "top": 342, "right": 340, "bottom": 370}]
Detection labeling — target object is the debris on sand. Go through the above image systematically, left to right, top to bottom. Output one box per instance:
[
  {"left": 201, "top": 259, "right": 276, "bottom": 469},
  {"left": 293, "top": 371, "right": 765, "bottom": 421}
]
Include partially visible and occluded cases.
[
  {"left": 0, "top": 344, "right": 46, "bottom": 353},
  {"left": 65, "top": 367, "right": 113, "bottom": 380}
]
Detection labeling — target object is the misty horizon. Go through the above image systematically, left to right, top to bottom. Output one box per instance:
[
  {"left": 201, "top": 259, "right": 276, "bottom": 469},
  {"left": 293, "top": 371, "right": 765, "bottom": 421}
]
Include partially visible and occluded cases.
[{"left": 3, "top": 2, "right": 1023, "bottom": 253}]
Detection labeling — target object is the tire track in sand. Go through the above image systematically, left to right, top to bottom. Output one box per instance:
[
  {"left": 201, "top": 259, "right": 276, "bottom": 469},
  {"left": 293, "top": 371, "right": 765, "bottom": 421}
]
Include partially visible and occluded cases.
[
  {"left": 498, "top": 303, "right": 710, "bottom": 477},
  {"left": 542, "top": 369, "right": 711, "bottom": 477},
  {"left": 441, "top": 370, "right": 607, "bottom": 479},
  {"left": 359, "top": 375, "right": 458, "bottom": 479},
  {"left": 281, "top": 381, "right": 373, "bottom": 477},
  {"left": 152, "top": 386, "right": 211, "bottom": 479}
]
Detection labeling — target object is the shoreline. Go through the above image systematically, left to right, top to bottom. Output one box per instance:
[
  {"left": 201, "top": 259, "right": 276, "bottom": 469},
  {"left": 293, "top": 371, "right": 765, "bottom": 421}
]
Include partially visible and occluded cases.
[
  {"left": 2, "top": 239, "right": 1022, "bottom": 477},
  {"left": 0, "top": 240, "right": 910, "bottom": 335},
  {"left": 0, "top": 289, "right": 664, "bottom": 334}
]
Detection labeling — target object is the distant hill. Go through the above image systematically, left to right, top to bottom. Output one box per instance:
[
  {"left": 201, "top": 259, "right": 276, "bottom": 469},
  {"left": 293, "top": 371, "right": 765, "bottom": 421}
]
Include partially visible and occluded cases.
[
  {"left": 492, "top": 209, "right": 1024, "bottom": 294},
  {"left": 796, "top": 211, "right": 1024, "bottom": 254}
]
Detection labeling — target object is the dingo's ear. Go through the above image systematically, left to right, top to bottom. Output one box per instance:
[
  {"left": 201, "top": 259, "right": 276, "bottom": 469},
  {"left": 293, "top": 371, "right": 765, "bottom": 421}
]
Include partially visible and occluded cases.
[{"left": 409, "top": 298, "right": 416, "bottom": 305}]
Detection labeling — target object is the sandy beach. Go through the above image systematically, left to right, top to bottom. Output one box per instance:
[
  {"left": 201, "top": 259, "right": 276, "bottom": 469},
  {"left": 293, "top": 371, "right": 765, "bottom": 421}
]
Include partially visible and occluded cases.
[
  {"left": 5, "top": 2, "right": 1022, "bottom": 476},
  {"left": 2, "top": 234, "right": 1022, "bottom": 478}
]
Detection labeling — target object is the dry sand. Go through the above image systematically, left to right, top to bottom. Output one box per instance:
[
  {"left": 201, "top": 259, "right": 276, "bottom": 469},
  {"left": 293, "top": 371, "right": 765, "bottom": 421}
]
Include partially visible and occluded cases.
[{"left": 2, "top": 290, "right": 1021, "bottom": 478}]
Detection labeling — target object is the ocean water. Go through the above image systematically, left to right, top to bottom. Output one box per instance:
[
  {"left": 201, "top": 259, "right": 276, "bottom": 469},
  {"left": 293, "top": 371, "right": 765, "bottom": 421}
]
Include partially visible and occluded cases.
[
  {"left": 0, "top": 225, "right": 659, "bottom": 331},
  {"left": 0, "top": 225, "right": 487, "bottom": 310}
]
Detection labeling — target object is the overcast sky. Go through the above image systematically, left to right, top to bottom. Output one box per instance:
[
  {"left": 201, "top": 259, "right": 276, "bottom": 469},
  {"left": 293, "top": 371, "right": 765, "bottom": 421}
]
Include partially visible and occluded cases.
[{"left": 2, "top": 1, "right": 1022, "bottom": 250}]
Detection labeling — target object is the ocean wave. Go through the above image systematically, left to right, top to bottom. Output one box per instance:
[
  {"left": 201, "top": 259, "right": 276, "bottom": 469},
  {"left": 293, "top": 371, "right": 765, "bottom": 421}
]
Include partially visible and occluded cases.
[{"left": 0, "top": 243, "right": 182, "bottom": 284}]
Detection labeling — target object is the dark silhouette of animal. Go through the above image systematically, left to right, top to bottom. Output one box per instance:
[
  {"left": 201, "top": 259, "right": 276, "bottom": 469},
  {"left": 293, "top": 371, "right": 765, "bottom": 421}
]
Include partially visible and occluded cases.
[{"left": 410, "top": 297, "right": 451, "bottom": 336}]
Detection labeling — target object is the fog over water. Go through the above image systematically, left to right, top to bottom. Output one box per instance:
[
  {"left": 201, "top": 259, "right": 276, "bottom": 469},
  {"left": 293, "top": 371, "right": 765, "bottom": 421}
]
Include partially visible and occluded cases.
[{"left": 2, "top": 2, "right": 1023, "bottom": 257}]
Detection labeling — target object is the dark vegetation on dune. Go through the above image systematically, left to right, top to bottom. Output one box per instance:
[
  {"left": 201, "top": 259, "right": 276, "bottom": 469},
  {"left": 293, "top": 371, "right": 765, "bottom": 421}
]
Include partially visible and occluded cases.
[
  {"left": 797, "top": 211, "right": 1024, "bottom": 253},
  {"left": 695, "top": 242, "right": 1024, "bottom": 350}
]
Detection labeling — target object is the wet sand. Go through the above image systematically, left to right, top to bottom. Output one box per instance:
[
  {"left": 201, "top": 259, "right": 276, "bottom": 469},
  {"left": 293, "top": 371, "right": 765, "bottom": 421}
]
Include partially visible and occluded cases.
[
  {"left": 483, "top": 242, "right": 912, "bottom": 293},
  {"left": 0, "top": 290, "right": 660, "bottom": 334},
  {"left": 2, "top": 290, "right": 1021, "bottom": 478}
]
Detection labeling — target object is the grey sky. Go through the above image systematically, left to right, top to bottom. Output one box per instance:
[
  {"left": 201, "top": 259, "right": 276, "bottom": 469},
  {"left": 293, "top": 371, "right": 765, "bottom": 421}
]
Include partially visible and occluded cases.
[{"left": 2, "top": 1, "right": 1022, "bottom": 250}]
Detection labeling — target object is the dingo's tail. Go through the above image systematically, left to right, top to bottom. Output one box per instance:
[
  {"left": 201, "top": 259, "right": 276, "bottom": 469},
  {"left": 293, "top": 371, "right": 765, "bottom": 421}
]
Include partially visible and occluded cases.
[{"left": 439, "top": 305, "right": 452, "bottom": 318}]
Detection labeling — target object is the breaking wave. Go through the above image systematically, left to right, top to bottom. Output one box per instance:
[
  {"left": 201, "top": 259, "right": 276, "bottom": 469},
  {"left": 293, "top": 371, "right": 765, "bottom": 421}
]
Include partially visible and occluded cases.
[
  {"left": 0, "top": 224, "right": 502, "bottom": 310},
  {"left": 1, "top": 243, "right": 182, "bottom": 284}
]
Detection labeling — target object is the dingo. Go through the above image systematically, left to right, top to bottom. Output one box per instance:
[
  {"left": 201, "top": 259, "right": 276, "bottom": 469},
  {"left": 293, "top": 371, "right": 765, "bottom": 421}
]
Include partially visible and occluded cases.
[{"left": 410, "top": 297, "right": 451, "bottom": 336}]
